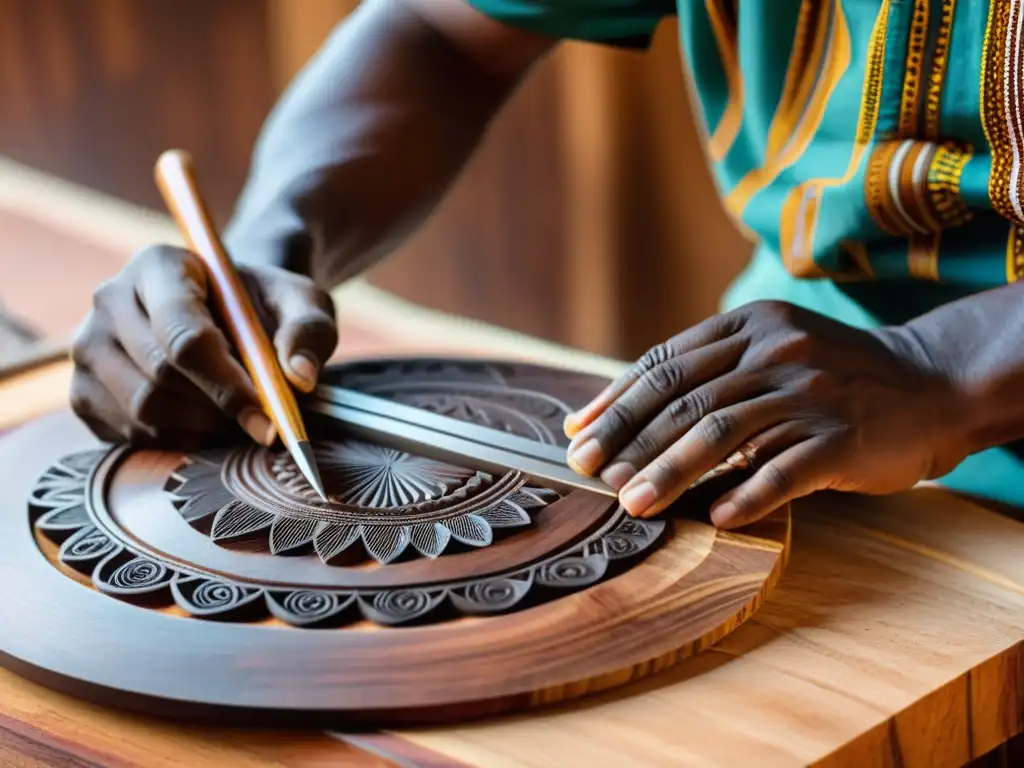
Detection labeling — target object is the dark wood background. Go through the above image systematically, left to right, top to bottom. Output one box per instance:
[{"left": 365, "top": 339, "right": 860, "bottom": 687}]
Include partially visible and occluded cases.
[{"left": 0, "top": 0, "right": 751, "bottom": 360}]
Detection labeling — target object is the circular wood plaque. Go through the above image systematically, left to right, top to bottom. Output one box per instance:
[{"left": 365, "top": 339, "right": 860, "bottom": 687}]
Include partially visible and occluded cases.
[{"left": 0, "top": 358, "right": 790, "bottom": 726}]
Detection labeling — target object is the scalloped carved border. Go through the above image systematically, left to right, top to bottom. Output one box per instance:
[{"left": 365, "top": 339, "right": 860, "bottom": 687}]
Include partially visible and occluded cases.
[{"left": 30, "top": 450, "right": 665, "bottom": 628}]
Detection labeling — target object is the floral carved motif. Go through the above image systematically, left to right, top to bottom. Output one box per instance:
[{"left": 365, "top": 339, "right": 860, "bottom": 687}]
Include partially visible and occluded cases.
[
  {"left": 167, "top": 439, "right": 558, "bottom": 564},
  {"left": 30, "top": 450, "right": 665, "bottom": 628}
]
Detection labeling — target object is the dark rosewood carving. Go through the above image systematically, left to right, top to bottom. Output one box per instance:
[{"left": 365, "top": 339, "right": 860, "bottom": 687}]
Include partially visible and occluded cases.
[
  {"left": 2, "top": 359, "right": 790, "bottom": 728},
  {"left": 167, "top": 439, "right": 559, "bottom": 565},
  {"left": 31, "top": 449, "right": 664, "bottom": 628}
]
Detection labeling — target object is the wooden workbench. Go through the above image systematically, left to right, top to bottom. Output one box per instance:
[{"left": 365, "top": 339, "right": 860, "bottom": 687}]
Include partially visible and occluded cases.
[{"left": 3, "top": 342, "right": 1024, "bottom": 767}]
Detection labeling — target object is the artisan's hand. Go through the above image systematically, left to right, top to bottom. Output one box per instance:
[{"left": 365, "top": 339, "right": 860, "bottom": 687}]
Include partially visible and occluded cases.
[
  {"left": 70, "top": 246, "right": 337, "bottom": 448},
  {"left": 563, "top": 301, "right": 974, "bottom": 528}
]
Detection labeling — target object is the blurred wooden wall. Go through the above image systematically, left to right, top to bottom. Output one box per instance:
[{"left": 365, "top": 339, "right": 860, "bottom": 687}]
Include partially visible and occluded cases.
[
  {"left": 0, "top": 0, "right": 750, "bottom": 360},
  {"left": 0, "top": 0, "right": 275, "bottom": 222}
]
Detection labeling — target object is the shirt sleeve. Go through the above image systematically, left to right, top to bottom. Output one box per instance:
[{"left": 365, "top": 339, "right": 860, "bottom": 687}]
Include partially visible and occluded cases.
[{"left": 465, "top": 0, "right": 676, "bottom": 49}]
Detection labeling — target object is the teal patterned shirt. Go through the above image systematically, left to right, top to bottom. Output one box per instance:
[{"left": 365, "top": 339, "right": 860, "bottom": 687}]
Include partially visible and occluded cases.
[{"left": 468, "top": 0, "right": 1024, "bottom": 506}]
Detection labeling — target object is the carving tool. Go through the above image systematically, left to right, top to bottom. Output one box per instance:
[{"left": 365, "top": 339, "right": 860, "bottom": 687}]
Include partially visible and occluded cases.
[
  {"left": 155, "top": 149, "right": 327, "bottom": 501},
  {"left": 308, "top": 386, "right": 749, "bottom": 497}
]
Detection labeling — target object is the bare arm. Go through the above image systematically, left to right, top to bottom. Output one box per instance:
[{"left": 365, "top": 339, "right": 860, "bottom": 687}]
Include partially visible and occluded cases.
[
  {"left": 69, "top": 0, "right": 554, "bottom": 448},
  {"left": 225, "top": 0, "right": 554, "bottom": 288}
]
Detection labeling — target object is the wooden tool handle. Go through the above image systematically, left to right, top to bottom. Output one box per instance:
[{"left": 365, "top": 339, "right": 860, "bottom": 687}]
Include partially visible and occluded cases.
[{"left": 154, "top": 149, "right": 307, "bottom": 447}]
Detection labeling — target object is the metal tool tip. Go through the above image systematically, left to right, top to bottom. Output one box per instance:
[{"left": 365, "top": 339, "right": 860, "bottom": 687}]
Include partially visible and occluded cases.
[{"left": 292, "top": 440, "right": 328, "bottom": 501}]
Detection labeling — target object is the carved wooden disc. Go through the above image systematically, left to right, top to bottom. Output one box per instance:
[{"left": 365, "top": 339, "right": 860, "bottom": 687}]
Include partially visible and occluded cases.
[{"left": 0, "top": 358, "right": 790, "bottom": 726}]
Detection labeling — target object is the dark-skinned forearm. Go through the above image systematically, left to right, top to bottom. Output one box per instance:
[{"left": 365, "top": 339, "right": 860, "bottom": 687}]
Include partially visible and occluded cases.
[
  {"left": 224, "top": 0, "right": 532, "bottom": 288},
  {"left": 889, "top": 279, "right": 1024, "bottom": 455}
]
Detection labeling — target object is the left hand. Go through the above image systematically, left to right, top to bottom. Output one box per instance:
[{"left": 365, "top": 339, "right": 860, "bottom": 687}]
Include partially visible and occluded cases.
[{"left": 563, "top": 301, "right": 974, "bottom": 528}]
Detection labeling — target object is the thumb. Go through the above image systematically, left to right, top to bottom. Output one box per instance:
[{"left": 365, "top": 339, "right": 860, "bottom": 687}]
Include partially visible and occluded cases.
[{"left": 261, "top": 277, "right": 339, "bottom": 394}]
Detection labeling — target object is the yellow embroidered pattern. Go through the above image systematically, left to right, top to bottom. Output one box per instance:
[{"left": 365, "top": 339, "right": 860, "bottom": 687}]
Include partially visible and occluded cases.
[
  {"left": 706, "top": 0, "right": 743, "bottom": 162},
  {"left": 859, "top": 0, "right": 968, "bottom": 281},
  {"left": 898, "top": 0, "right": 929, "bottom": 137},
  {"left": 923, "top": 0, "right": 957, "bottom": 139},
  {"left": 980, "top": 0, "right": 1021, "bottom": 225},
  {"left": 864, "top": 141, "right": 973, "bottom": 239},
  {"left": 865, "top": 141, "right": 905, "bottom": 235},
  {"left": 927, "top": 143, "right": 974, "bottom": 228},
  {"left": 1007, "top": 225, "right": 1024, "bottom": 283}
]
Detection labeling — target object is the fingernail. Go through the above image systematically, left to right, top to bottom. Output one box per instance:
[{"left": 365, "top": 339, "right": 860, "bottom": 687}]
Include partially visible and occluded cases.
[
  {"left": 288, "top": 353, "right": 319, "bottom": 392},
  {"left": 239, "top": 408, "right": 276, "bottom": 446},
  {"left": 563, "top": 412, "right": 583, "bottom": 438},
  {"left": 567, "top": 437, "right": 602, "bottom": 475},
  {"left": 601, "top": 462, "right": 636, "bottom": 490},
  {"left": 620, "top": 480, "right": 656, "bottom": 517},
  {"left": 710, "top": 502, "right": 737, "bottom": 529}
]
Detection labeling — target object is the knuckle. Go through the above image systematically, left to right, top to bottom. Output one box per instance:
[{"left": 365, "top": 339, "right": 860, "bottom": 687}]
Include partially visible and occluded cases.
[
  {"left": 134, "top": 244, "right": 183, "bottom": 269},
  {"left": 91, "top": 279, "right": 119, "bottom": 311},
  {"left": 310, "top": 288, "right": 337, "bottom": 318},
  {"left": 752, "top": 299, "right": 792, "bottom": 319},
  {"left": 720, "top": 306, "right": 751, "bottom": 333},
  {"left": 291, "top": 310, "right": 338, "bottom": 340},
  {"left": 163, "top": 322, "right": 214, "bottom": 368},
  {"left": 70, "top": 323, "right": 104, "bottom": 369},
  {"left": 768, "top": 330, "right": 814, "bottom": 363},
  {"left": 70, "top": 331, "right": 92, "bottom": 369},
  {"left": 636, "top": 342, "right": 674, "bottom": 374},
  {"left": 146, "top": 347, "right": 170, "bottom": 380},
  {"left": 644, "top": 361, "right": 684, "bottom": 396},
  {"left": 799, "top": 368, "right": 834, "bottom": 395},
  {"left": 68, "top": 379, "right": 92, "bottom": 418},
  {"left": 127, "top": 381, "right": 156, "bottom": 422},
  {"left": 682, "top": 389, "right": 715, "bottom": 422},
  {"left": 667, "top": 397, "right": 693, "bottom": 429},
  {"left": 601, "top": 402, "right": 636, "bottom": 435},
  {"left": 695, "top": 411, "right": 735, "bottom": 447},
  {"left": 649, "top": 455, "right": 685, "bottom": 492},
  {"left": 760, "top": 462, "right": 795, "bottom": 496}
]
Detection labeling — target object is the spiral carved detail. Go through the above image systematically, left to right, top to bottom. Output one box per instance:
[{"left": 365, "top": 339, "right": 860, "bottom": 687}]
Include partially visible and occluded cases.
[
  {"left": 603, "top": 534, "right": 643, "bottom": 559},
  {"left": 536, "top": 557, "right": 606, "bottom": 589},
  {"left": 108, "top": 558, "right": 169, "bottom": 591},
  {"left": 457, "top": 578, "right": 530, "bottom": 613},
  {"left": 191, "top": 580, "right": 247, "bottom": 610},
  {"left": 367, "top": 589, "right": 439, "bottom": 625},
  {"left": 282, "top": 591, "right": 343, "bottom": 622}
]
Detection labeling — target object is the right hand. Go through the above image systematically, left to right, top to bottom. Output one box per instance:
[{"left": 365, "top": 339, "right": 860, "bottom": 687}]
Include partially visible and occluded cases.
[{"left": 70, "top": 245, "right": 338, "bottom": 449}]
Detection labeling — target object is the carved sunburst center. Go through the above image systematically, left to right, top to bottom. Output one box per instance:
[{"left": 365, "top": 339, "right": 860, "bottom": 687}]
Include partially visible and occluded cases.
[
  {"left": 172, "top": 437, "right": 559, "bottom": 564},
  {"left": 221, "top": 440, "right": 491, "bottom": 527},
  {"left": 271, "top": 443, "right": 476, "bottom": 509}
]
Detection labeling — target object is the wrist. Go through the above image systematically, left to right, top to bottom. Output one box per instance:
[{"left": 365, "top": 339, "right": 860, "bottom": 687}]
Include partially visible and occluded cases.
[
  {"left": 223, "top": 183, "right": 318, "bottom": 279},
  {"left": 879, "top": 319, "right": 1024, "bottom": 460},
  {"left": 872, "top": 323, "right": 997, "bottom": 466}
]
